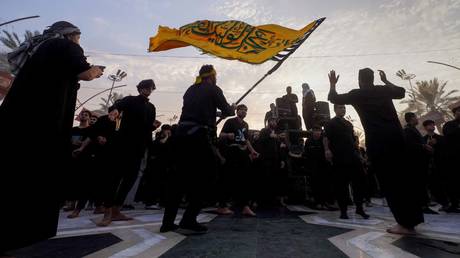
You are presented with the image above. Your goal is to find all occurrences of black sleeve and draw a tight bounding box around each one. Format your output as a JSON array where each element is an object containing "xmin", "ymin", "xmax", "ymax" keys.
[
  {"xmin": 113, "ymin": 96, "xmax": 131, "ymax": 111},
  {"xmin": 404, "ymin": 128, "xmax": 424, "ymax": 152},
  {"xmin": 221, "ymin": 120, "xmax": 233, "ymax": 134},
  {"xmin": 243, "ymin": 122, "xmax": 249, "ymax": 140},
  {"xmin": 214, "ymin": 87, "xmax": 235, "ymax": 117},
  {"xmin": 328, "ymin": 89, "xmax": 359, "ymax": 105},
  {"xmin": 373, "ymin": 85, "xmax": 405, "ymax": 99},
  {"xmin": 64, "ymin": 41, "xmax": 91, "ymax": 77}
]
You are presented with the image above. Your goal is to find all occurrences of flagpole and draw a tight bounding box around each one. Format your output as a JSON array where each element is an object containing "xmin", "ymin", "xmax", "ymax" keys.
[{"xmin": 216, "ymin": 17, "xmax": 326, "ymax": 125}]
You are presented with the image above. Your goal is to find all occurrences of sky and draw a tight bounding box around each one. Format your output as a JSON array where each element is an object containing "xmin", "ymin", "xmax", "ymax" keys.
[{"xmin": 1, "ymin": 0, "xmax": 460, "ymax": 130}]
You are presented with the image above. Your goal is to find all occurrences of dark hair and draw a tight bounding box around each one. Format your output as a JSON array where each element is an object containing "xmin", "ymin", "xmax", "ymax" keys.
[
  {"xmin": 453, "ymin": 106, "xmax": 460, "ymax": 113},
  {"xmin": 404, "ymin": 112, "xmax": 417, "ymax": 123},
  {"xmin": 80, "ymin": 110, "xmax": 92, "ymax": 117},
  {"xmin": 45, "ymin": 21, "xmax": 81, "ymax": 35},
  {"xmin": 334, "ymin": 104, "xmax": 345, "ymax": 110},
  {"xmin": 312, "ymin": 125, "xmax": 322, "ymax": 131},
  {"xmin": 237, "ymin": 104, "xmax": 248, "ymax": 111},
  {"xmin": 359, "ymin": 68, "xmax": 374, "ymax": 86},
  {"xmin": 199, "ymin": 64, "xmax": 214, "ymax": 75},
  {"xmin": 422, "ymin": 120, "xmax": 435, "ymax": 127},
  {"xmin": 161, "ymin": 124, "xmax": 172, "ymax": 131},
  {"xmin": 137, "ymin": 79, "xmax": 155, "ymax": 90}
]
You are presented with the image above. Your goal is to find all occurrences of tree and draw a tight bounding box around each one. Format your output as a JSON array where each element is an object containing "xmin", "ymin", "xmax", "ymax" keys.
[
  {"xmin": 0, "ymin": 30, "xmax": 41, "ymax": 50},
  {"xmin": 99, "ymin": 92, "xmax": 125, "ymax": 113},
  {"xmin": 400, "ymin": 78, "xmax": 460, "ymax": 125}
]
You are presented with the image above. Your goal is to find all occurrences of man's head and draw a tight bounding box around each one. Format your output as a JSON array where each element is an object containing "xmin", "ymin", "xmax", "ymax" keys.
[
  {"xmin": 45, "ymin": 21, "xmax": 81, "ymax": 45},
  {"xmin": 198, "ymin": 64, "xmax": 216, "ymax": 85},
  {"xmin": 358, "ymin": 68, "xmax": 374, "ymax": 89},
  {"xmin": 453, "ymin": 106, "xmax": 460, "ymax": 120},
  {"xmin": 161, "ymin": 124, "xmax": 172, "ymax": 137},
  {"xmin": 79, "ymin": 110, "xmax": 91, "ymax": 122},
  {"xmin": 422, "ymin": 120, "xmax": 435, "ymax": 134},
  {"xmin": 236, "ymin": 104, "xmax": 248, "ymax": 119},
  {"xmin": 267, "ymin": 117, "xmax": 277, "ymax": 129},
  {"xmin": 312, "ymin": 125, "xmax": 322, "ymax": 139},
  {"xmin": 90, "ymin": 115, "xmax": 98, "ymax": 125},
  {"xmin": 334, "ymin": 104, "xmax": 346, "ymax": 118},
  {"xmin": 270, "ymin": 103, "xmax": 276, "ymax": 110},
  {"xmin": 286, "ymin": 86, "xmax": 292, "ymax": 94},
  {"xmin": 404, "ymin": 112, "xmax": 418, "ymax": 126},
  {"xmin": 137, "ymin": 79, "xmax": 155, "ymax": 97}
]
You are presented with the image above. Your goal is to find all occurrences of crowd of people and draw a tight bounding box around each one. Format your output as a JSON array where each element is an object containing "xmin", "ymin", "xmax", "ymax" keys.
[{"xmin": 0, "ymin": 21, "xmax": 459, "ymax": 253}]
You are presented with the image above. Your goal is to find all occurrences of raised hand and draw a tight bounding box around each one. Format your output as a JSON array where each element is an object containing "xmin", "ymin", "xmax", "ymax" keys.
[
  {"xmin": 378, "ymin": 70, "xmax": 388, "ymax": 84},
  {"xmin": 328, "ymin": 70, "xmax": 340, "ymax": 87}
]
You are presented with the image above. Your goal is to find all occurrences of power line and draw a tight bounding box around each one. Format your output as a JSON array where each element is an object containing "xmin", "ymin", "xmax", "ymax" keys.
[{"xmin": 86, "ymin": 47, "xmax": 460, "ymax": 60}]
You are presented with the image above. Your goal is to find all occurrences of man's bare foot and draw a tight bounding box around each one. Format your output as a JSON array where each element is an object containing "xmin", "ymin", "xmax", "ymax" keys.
[
  {"xmin": 111, "ymin": 207, "xmax": 133, "ymax": 221},
  {"xmin": 67, "ymin": 209, "xmax": 81, "ymax": 219},
  {"xmin": 93, "ymin": 206, "xmax": 106, "ymax": 214},
  {"xmin": 386, "ymin": 224, "xmax": 416, "ymax": 235},
  {"xmin": 97, "ymin": 209, "xmax": 112, "ymax": 227},
  {"xmin": 242, "ymin": 206, "xmax": 256, "ymax": 217},
  {"xmin": 216, "ymin": 207, "xmax": 234, "ymax": 215},
  {"xmin": 97, "ymin": 217, "xmax": 112, "ymax": 227}
]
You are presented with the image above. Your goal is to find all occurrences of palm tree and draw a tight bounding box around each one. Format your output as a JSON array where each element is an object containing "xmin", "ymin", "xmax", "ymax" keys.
[
  {"xmin": 400, "ymin": 78, "xmax": 460, "ymax": 126},
  {"xmin": 0, "ymin": 30, "xmax": 41, "ymax": 50},
  {"xmin": 99, "ymin": 92, "xmax": 125, "ymax": 112}
]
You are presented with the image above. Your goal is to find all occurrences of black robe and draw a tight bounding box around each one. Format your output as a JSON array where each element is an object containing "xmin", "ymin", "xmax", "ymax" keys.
[
  {"xmin": 0, "ymin": 38, "xmax": 91, "ymax": 252},
  {"xmin": 328, "ymin": 84, "xmax": 424, "ymax": 228}
]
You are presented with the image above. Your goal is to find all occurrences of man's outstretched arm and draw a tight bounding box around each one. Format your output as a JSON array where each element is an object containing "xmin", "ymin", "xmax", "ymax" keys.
[{"xmin": 327, "ymin": 70, "xmax": 355, "ymax": 105}]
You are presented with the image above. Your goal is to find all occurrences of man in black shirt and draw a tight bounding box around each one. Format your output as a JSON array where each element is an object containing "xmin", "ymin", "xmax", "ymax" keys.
[
  {"xmin": 282, "ymin": 86, "xmax": 299, "ymax": 117},
  {"xmin": 442, "ymin": 105, "xmax": 460, "ymax": 213},
  {"xmin": 161, "ymin": 65, "xmax": 235, "ymax": 234},
  {"xmin": 66, "ymin": 110, "xmax": 94, "ymax": 218},
  {"xmin": 0, "ymin": 21, "xmax": 103, "ymax": 252},
  {"xmin": 220, "ymin": 104, "xmax": 259, "ymax": 216},
  {"xmin": 328, "ymin": 68, "xmax": 423, "ymax": 235},
  {"xmin": 403, "ymin": 113, "xmax": 437, "ymax": 214},
  {"xmin": 98, "ymin": 79, "xmax": 160, "ymax": 226},
  {"xmin": 422, "ymin": 119, "xmax": 449, "ymax": 211},
  {"xmin": 324, "ymin": 104, "xmax": 369, "ymax": 219},
  {"xmin": 264, "ymin": 103, "xmax": 278, "ymax": 127},
  {"xmin": 304, "ymin": 126, "xmax": 334, "ymax": 210}
]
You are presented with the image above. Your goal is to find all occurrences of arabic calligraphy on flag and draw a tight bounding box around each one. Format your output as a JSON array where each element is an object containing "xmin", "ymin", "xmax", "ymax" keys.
[{"xmin": 148, "ymin": 18, "xmax": 325, "ymax": 64}]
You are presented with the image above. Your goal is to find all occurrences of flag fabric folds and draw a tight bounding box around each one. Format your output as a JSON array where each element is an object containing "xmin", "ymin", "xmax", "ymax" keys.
[{"xmin": 148, "ymin": 18, "xmax": 325, "ymax": 64}]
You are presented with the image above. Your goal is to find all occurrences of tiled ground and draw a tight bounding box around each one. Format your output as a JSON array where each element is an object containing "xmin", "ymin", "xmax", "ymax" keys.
[{"xmin": 7, "ymin": 200, "xmax": 460, "ymax": 258}]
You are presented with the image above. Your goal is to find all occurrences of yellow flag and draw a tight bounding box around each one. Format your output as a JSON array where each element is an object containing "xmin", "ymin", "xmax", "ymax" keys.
[{"xmin": 148, "ymin": 18, "xmax": 325, "ymax": 64}]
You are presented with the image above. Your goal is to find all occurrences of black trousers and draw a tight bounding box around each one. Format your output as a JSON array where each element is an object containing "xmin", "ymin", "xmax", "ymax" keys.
[
  {"xmin": 222, "ymin": 146, "xmax": 253, "ymax": 208},
  {"xmin": 102, "ymin": 144, "xmax": 143, "ymax": 208},
  {"xmin": 75, "ymin": 154, "xmax": 105, "ymax": 210},
  {"xmin": 371, "ymin": 151, "xmax": 424, "ymax": 228},
  {"xmin": 333, "ymin": 161, "xmax": 366, "ymax": 212},
  {"xmin": 162, "ymin": 128, "xmax": 217, "ymax": 227}
]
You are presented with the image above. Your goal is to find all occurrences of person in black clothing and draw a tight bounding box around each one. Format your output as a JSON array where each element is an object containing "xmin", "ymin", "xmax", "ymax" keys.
[
  {"xmin": 403, "ymin": 113, "xmax": 437, "ymax": 214},
  {"xmin": 441, "ymin": 105, "xmax": 460, "ymax": 213},
  {"xmin": 220, "ymin": 104, "xmax": 260, "ymax": 216},
  {"xmin": 283, "ymin": 86, "xmax": 299, "ymax": 117},
  {"xmin": 302, "ymin": 83, "xmax": 316, "ymax": 130},
  {"xmin": 303, "ymin": 126, "xmax": 335, "ymax": 210},
  {"xmin": 256, "ymin": 117, "xmax": 282, "ymax": 206},
  {"xmin": 328, "ymin": 68, "xmax": 423, "ymax": 235},
  {"xmin": 98, "ymin": 79, "xmax": 160, "ymax": 226},
  {"xmin": 422, "ymin": 120, "xmax": 449, "ymax": 211},
  {"xmin": 161, "ymin": 65, "xmax": 235, "ymax": 234},
  {"xmin": 66, "ymin": 110, "xmax": 94, "ymax": 218},
  {"xmin": 137, "ymin": 124, "xmax": 173, "ymax": 210},
  {"xmin": 324, "ymin": 104, "xmax": 369, "ymax": 219},
  {"xmin": 0, "ymin": 21, "xmax": 103, "ymax": 253},
  {"xmin": 69, "ymin": 108, "xmax": 118, "ymax": 218},
  {"xmin": 264, "ymin": 103, "xmax": 278, "ymax": 127}
]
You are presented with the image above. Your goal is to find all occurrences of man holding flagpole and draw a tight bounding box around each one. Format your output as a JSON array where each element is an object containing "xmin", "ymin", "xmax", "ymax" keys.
[{"xmin": 161, "ymin": 65, "xmax": 235, "ymax": 234}]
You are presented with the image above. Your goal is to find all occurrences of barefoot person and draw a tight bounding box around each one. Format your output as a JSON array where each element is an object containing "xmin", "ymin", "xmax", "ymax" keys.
[
  {"xmin": 98, "ymin": 79, "xmax": 160, "ymax": 226},
  {"xmin": 327, "ymin": 68, "xmax": 424, "ymax": 235}
]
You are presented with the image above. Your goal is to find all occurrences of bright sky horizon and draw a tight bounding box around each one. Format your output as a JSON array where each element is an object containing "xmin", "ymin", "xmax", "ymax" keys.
[{"xmin": 2, "ymin": 0, "xmax": 460, "ymax": 131}]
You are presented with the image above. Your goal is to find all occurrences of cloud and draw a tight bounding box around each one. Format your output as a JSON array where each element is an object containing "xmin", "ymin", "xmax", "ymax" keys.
[{"xmin": 77, "ymin": 0, "xmax": 460, "ymax": 130}]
